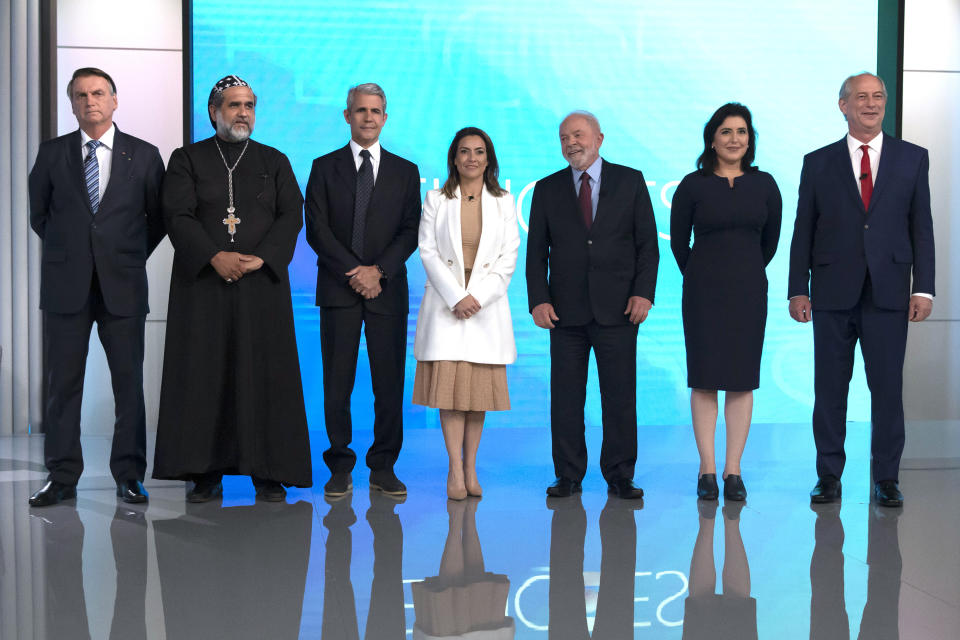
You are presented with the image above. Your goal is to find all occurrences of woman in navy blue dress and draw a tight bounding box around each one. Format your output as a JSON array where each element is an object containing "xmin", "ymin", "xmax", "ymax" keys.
[{"xmin": 670, "ymin": 103, "xmax": 781, "ymax": 502}]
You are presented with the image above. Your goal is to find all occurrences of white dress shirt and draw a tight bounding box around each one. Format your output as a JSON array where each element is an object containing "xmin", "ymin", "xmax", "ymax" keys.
[
  {"xmin": 846, "ymin": 131, "xmax": 881, "ymax": 196},
  {"xmin": 349, "ymin": 139, "xmax": 381, "ymax": 182},
  {"xmin": 80, "ymin": 124, "xmax": 115, "ymax": 202}
]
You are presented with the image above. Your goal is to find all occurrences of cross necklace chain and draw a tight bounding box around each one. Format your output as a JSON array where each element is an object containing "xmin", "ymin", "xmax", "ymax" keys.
[{"xmin": 215, "ymin": 138, "xmax": 249, "ymax": 242}]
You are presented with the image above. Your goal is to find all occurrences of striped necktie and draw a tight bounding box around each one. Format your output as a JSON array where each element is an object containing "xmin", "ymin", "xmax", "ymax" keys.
[{"xmin": 84, "ymin": 139, "xmax": 102, "ymax": 213}]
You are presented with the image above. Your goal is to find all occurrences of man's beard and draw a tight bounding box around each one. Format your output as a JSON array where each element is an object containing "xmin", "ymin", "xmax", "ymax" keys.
[{"xmin": 215, "ymin": 112, "xmax": 252, "ymax": 142}]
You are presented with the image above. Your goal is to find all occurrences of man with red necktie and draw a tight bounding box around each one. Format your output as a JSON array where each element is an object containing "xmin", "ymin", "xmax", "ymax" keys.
[{"xmin": 788, "ymin": 73, "xmax": 935, "ymax": 507}]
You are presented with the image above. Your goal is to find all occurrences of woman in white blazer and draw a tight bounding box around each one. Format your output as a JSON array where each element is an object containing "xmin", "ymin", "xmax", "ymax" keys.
[{"xmin": 413, "ymin": 127, "xmax": 520, "ymax": 500}]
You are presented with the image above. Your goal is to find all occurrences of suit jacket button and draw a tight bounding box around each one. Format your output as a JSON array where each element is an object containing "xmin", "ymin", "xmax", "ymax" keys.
[
  {"xmin": 447, "ymin": 259, "xmax": 453, "ymax": 265},
  {"xmin": 864, "ymin": 224, "xmax": 869, "ymax": 229},
  {"xmin": 587, "ymin": 240, "xmax": 593, "ymax": 245}
]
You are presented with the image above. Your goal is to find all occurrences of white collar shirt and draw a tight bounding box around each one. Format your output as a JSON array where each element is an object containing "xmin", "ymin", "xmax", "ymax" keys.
[
  {"xmin": 846, "ymin": 131, "xmax": 882, "ymax": 195},
  {"xmin": 349, "ymin": 139, "xmax": 382, "ymax": 183}
]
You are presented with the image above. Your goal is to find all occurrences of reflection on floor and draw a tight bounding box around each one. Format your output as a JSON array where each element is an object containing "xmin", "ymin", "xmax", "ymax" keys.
[{"xmin": 1, "ymin": 423, "xmax": 958, "ymax": 639}]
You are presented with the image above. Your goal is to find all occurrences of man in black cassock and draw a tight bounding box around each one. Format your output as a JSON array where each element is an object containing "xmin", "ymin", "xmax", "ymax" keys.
[{"xmin": 152, "ymin": 75, "xmax": 312, "ymax": 502}]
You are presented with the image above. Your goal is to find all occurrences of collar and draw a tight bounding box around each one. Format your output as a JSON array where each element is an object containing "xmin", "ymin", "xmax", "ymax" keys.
[
  {"xmin": 572, "ymin": 155, "xmax": 602, "ymax": 184},
  {"xmin": 81, "ymin": 123, "xmax": 116, "ymax": 149},
  {"xmin": 846, "ymin": 131, "xmax": 883, "ymax": 155},
  {"xmin": 349, "ymin": 139, "xmax": 381, "ymax": 163}
]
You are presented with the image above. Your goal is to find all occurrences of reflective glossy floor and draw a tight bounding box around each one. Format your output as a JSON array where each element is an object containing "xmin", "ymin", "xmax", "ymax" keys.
[{"xmin": 1, "ymin": 422, "xmax": 958, "ymax": 639}]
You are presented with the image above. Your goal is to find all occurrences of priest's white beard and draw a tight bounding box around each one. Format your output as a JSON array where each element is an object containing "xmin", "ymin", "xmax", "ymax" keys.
[{"xmin": 215, "ymin": 111, "xmax": 252, "ymax": 142}]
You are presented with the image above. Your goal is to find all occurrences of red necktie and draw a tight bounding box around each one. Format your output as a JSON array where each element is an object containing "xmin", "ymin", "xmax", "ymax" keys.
[
  {"xmin": 859, "ymin": 144, "xmax": 873, "ymax": 210},
  {"xmin": 579, "ymin": 172, "xmax": 592, "ymax": 229}
]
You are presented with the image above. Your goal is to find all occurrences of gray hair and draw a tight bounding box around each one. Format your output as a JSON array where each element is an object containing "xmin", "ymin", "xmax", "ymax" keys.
[
  {"xmin": 839, "ymin": 73, "xmax": 887, "ymax": 100},
  {"xmin": 347, "ymin": 83, "xmax": 387, "ymax": 112},
  {"xmin": 561, "ymin": 110, "xmax": 602, "ymax": 134}
]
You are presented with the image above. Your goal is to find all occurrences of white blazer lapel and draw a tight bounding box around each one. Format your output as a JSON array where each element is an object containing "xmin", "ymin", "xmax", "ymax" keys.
[
  {"xmin": 473, "ymin": 186, "xmax": 499, "ymax": 272},
  {"xmin": 447, "ymin": 186, "xmax": 466, "ymax": 284}
]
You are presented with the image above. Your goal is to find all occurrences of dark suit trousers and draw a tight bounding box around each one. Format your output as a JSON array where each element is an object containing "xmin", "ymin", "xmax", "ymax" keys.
[
  {"xmin": 320, "ymin": 303, "xmax": 406, "ymax": 473},
  {"xmin": 812, "ymin": 279, "xmax": 908, "ymax": 482},
  {"xmin": 550, "ymin": 322, "xmax": 639, "ymax": 482},
  {"xmin": 43, "ymin": 271, "xmax": 147, "ymax": 485}
]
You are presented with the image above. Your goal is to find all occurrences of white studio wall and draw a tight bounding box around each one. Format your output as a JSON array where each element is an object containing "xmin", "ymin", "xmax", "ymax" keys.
[
  {"xmin": 54, "ymin": 0, "xmax": 183, "ymax": 435},
  {"xmin": 901, "ymin": 0, "xmax": 960, "ymax": 466}
]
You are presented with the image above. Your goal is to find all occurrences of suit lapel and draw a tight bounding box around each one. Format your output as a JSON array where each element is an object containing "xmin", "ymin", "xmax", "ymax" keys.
[
  {"xmin": 560, "ymin": 167, "xmax": 586, "ymax": 231},
  {"xmin": 99, "ymin": 128, "xmax": 129, "ymax": 212},
  {"xmin": 447, "ymin": 186, "xmax": 465, "ymax": 275},
  {"xmin": 474, "ymin": 186, "xmax": 498, "ymax": 270},
  {"xmin": 334, "ymin": 144, "xmax": 356, "ymax": 194},
  {"xmin": 367, "ymin": 147, "xmax": 398, "ymax": 216},
  {"xmin": 869, "ymin": 133, "xmax": 895, "ymax": 212},
  {"xmin": 831, "ymin": 138, "xmax": 865, "ymax": 214},
  {"xmin": 66, "ymin": 131, "xmax": 94, "ymax": 215},
  {"xmin": 593, "ymin": 159, "xmax": 612, "ymax": 229}
]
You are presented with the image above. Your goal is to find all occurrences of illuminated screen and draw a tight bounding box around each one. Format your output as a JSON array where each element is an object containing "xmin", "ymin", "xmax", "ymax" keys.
[{"xmin": 190, "ymin": 0, "xmax": 877, "ymax": 428}]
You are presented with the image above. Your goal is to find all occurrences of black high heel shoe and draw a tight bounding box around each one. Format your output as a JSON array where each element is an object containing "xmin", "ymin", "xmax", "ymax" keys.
[
  {"xmin": 723, "ymin": 474, "xmax": 747, "ymax": 501},
  {"xmin": 697, "ymin": 473, "xmax": 719, "ymax": 500}
]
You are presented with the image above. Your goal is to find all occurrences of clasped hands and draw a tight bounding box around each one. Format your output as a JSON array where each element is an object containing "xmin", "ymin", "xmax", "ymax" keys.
[
  {"xmin": 789, "ymin": 294, "xmax": 932, "ymax": 323},
  {"xmin": 531, "ymin": 296, "xmax": 652, "ymax": 329},
  {"xmin": 211, "ymin": 251, "xmax": 263, "ymax": 283},
  {"xmin": 453, "ymin": 294, "xmax": 481, "ymax": 320},
  {"xmin": 346, "ymin": 265, "xmax": 382, "ymax": 299}
]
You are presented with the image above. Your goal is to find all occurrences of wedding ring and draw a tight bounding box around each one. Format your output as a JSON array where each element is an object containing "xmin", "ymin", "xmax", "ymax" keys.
[{"xmin": 226, "ymin": 278, "xmax": 233, "ymax": 283}]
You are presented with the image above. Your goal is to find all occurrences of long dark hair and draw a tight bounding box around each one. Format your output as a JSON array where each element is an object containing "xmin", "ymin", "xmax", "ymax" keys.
[
  {"xmin": 696, "ymin": 103, "xmax": 757, "ymax": 174},
  {"xmin": 441, "ymin": 127, "xmax": 507, "ymax": 198}
]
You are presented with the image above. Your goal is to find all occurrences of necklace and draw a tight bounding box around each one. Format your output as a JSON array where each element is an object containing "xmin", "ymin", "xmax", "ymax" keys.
[{"xmin": 215, "ymin": 138, "xmax": 249, "ymax": 242}]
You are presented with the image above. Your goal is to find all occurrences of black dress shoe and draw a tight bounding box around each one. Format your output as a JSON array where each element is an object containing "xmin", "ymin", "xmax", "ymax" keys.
[
  {"xmin": 186, "ymin": 479, "xmax": 223, "ymax": 503},
  {"xmin": 324, "ymin": 472, "xmax": 353, "ymax": 498},
  {"xmin": 723, "ymin": 474, "xmax": 747, "ymax": 501},
  {"xmin": 874, "ymin": 479, "xmax": 903, "ymax": 507},
  {"xmin": 546, "ymin": 477, "xmax": 582, "ymax": 497},
  {"xmin": 116, "ymin": 479, "xmax": 149, "ymax": 504},
  {"xmin": 28, "ymin": 480, "xmax": 77, "ymax": 507},
  {"xmin": 810, "ymin": 475, "xmax": 842, "ymax": 503},
  {"xmin": 369, "ymin": 469, "xmax": 407, "ymax": 496},
  {"xmin": 253, "ymin": 477, "xmax": 287, "ymax": 502},
  {"xmin": 697, "ymin": 473, "xmax": 719, "ymax": 500},
  {"xmin": 607, "ymin": 478, "xmax": 644, "ymax": 499}
]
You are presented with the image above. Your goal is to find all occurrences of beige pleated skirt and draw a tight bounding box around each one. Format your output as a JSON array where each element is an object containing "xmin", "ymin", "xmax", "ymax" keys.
[{"xmin": 412, "ymin": 360, "xmax": 510, "ymax": 411}]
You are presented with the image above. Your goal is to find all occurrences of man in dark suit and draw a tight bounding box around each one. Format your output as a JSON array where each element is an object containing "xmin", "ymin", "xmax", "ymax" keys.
[
  {"xmin": 28, "ymin": 67, "xmax": 165, "ymax": 506},
  {"xmin": 305, "ymin": 83, "xmax": 421, "ymax": 498},
  {"xmin": 526, "ymin": 111, "xmax": 659, "ymax": 499},
  {"xmin": 789, "ymin": 72, "xmax": 935, "ymax": 507}
]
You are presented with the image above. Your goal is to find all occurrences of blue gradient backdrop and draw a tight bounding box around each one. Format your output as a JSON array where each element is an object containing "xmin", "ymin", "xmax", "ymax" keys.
[{"xmin": 191, "ymin": 0, "xmax": 877, "ymax": 428}]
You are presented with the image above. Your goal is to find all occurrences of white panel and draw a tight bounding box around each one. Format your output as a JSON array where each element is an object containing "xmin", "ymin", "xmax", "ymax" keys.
[
  {"xmin": 901, "ymin": 71, "xmax": 960, "ymax": 321},
  {"xmin": 904, "ymin": 0, "xmax": 960, "ymax": 71},
  {"xmin": 76, "ymin": 319, "xmax": 166, "ymax": 436},
  {"xmin": 147, "ymin": 238, "xmax": 173, "ymax": 320},
  {"xmin": 78, "ymin": 334, "xmax": 113, "ymax": 435},
  {"xmin": 56, "ymin": 48, "xmax": 183, "ymax": 162},
  {"xmin": 144, "ymin": 319, "xmax": 166, "ymax": 432},
  {"xmin": 57, "ymin": 0, "xmax": 182, "ymax": 50},
  {"xmin": 904, "ymin": 319, "xmax": 960, "ymax": 421}
]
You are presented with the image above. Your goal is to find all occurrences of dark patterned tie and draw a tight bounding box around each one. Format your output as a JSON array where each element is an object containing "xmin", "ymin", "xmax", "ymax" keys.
[
  {"xmin": 859, "ymin": 144, "xmax": 873, "ymax": 210},
  {"xmin": 84, "ymin": 139, "xmax": 102, "ymax": 213},
  {"xmin": 352, "ymin": 149, "xmax": 373, "ymax": 256},
  {"xmin": 579, "ymin": 171, "xmax": 592, "ymax": 229}
]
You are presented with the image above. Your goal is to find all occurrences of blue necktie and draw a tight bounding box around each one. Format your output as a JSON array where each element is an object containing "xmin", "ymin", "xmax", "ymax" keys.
[{"xmin": 84, "ymin": 139, "xmax": 102, "ymax": 213}]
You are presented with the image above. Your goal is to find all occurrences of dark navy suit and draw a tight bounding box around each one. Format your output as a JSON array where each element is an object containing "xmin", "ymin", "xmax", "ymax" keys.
[
  {"xmin": 788, "ymin": 134, "xmax": 934, "ymax": 482},
  {"xmin": 29, "ymin": 126, "xmax": 165, "ymax": 485}
]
